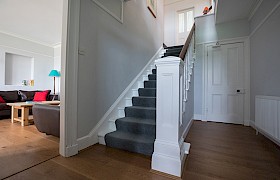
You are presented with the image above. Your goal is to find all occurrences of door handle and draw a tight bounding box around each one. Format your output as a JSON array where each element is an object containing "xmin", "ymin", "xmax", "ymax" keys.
[{"xmin": 236, "ymin": 89, "xmax": 245, "ymax": 94}]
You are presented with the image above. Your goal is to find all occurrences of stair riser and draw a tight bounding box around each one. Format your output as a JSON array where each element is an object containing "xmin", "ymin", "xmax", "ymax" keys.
[
  {"xmin": 116, "ymin": 120, "xmax": 155, "ymax": 135},
  {"xmin": 166, "ymin": 49, "xmax": 182, "ymax": 54},
  {"xmin": 132, "ymin": 97, "xmax": 156, "ymax": 107},
  {"xmin": 105, "ymin": 135, "xmax": 154, "ymax": 156},
  {"xmin": 125, "ymin": 107, "xmax": 156, "ymax": 119},
  {"xmin": 164, "ymin": 53, "xmax": 180, "ymax": 56},
  {"xmin": 138, "ymin": 88, "xmax": 156, "ymax": 97},
  {"xmin": 144, "ymin": 81, "xmax": 156, "ymax": 88},
  {"xmin": 148, "ymin": 74, "xmax": 156, "ymax": 80}
]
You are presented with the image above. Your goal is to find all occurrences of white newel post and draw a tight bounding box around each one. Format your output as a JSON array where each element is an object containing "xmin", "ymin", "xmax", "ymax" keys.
[{"xmin": 152, "ymin": 57, "xmax": 187, "ymax": 177}]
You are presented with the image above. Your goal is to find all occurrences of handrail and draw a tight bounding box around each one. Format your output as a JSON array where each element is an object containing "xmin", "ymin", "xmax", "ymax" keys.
[{"xmin": 179, "ymin": 23, "xmax": 195, "ymax": 60}]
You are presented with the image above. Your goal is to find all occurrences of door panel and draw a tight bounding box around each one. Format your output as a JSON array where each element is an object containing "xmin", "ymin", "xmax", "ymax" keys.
[{"xmin": 206, "ymin": 43, "xmax": 244, "ymax": 124}]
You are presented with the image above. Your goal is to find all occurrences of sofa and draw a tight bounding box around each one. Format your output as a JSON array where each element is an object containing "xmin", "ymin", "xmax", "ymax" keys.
[
  {"xmin": 0, "ymin": 90, "xmax": 53, "ymax": 120},
  {"xmin": 32, "ymin": 104, "xmax": 60, "ymax": 137}
]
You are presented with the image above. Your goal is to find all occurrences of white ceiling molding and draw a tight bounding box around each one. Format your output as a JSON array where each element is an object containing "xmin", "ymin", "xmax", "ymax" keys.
[
  {"xmin": 164, "ymin": 0, "xmax": 185, "ymax": 6},
  {"xmin": 0, "ymin": 31, "xmax": 55, "ymax": 48},
  {"xmin": 248, "ymin": 0, "xmax": 263, "ymax": 21},
  {"xmin": 90, "ymin": 0, "xmax": 124, "ymax": 23}
]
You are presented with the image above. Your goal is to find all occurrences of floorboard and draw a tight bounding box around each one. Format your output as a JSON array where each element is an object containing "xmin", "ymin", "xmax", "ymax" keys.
[{"xmin": 2, "ymin": 120, "xmax": 280, "ymax": 180}]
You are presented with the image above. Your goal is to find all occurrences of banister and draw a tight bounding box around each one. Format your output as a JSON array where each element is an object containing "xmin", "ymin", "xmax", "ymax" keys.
[{"xmin": 179, "ymin": 23, "xmax": 195, "ymax": 60}]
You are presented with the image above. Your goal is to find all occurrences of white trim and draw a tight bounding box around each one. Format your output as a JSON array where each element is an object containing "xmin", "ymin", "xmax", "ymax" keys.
[
  {"xmin": 164, "ymin": 0, "xmax": 184, "ymax": 6},
  {"xmin": 0, "ymin": 30, "xmax": 59, "ymax": 48},
  {"xmin": 76, "ymin": 47, "xmax": 163, "ymax": 151},
  {"xmin": 194, "ymin": 114, "xmax": 206, "ymax": 121},
  {"xmin": 248, "ymin": 0, "xmax": 263, "ymax": 21},
  {"xmin": 182, "ymin": 118, "xmax": 193, "ymax": 139},
  {"xmin": 194, "ymin": 13, "xmax": 214, "ymax": 19},
  {"xmin": 250, "ymin": 1, "xmax": 280, "ymax": 37},
  {"xmin": 0, "ymin": 44, "xmax": 53, "ymax": 58},
  {"xmin": 196, "ymin": 36, "xmax": 249, "ymax": 46},
  {"xmin": 214, "ymin": 0, "xmax": 218, "ymax": 23},
  {"xmin": 90, "ymin": 0, "xmax": 124, "ymax": 23},
  {"xmin": 202, "ymin": 37, "xmax": 250, "ymax": 126},
  {"xmin": 59, "ymin": 0, "xmax": 80, "ymax": 157},
  {"xmin": 249, "ymin": 120, "xmax": 256, "ymax": 130},
  {"xmin": 53, "ymin": 43, "xmax": 62, "ymax": 49},
  {"xmin": 253, "ymin": 121, "xmax": 280, "ymax": 147},
  {"xmin": 243, "ymin": 37, "xmax": 250, "ymax": 126}
]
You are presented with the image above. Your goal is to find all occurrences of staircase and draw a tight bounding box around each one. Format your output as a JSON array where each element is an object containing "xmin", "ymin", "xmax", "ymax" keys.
[
  {"xmin": 162, "ymin": 45, "xmax": 184, "ymax": 58},
  {"xmin": 105, "ymin": 69, "xmax": 157, "ymax": 156}
]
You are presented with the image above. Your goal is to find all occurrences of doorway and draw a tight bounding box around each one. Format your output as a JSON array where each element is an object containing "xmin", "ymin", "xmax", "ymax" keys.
[
  {"xmin": 176, "ymin": 8, "xmax": 194, "ymax": 45},
  {"xmin": 205, "ymin": 42, "xmax": 245, "ymax": 124}
]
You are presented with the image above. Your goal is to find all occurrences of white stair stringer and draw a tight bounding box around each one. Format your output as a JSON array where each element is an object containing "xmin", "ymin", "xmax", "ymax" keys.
[{"xmin": 77, "ymin": 47, "xmax": 161, "ymax": 149}]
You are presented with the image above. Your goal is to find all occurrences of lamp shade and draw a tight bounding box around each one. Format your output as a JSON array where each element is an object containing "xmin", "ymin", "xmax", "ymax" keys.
[{"xmin": 49, "ymin": 70, "xmax": 60, "ymax": 77}]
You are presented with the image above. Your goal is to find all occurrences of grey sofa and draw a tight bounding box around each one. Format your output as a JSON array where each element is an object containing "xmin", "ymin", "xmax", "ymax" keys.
[{"xmin": 32, "ymin": 104, "xmax": 60, "ymax": 137}]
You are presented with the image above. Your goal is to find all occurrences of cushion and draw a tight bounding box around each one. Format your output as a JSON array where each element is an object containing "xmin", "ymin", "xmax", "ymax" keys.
[
  {"xmin": 33, "ymin": 91, "xmax": 49, "ymax": 101},
  {"xmin": 19, "ymin": 90, "xmax": 51, "ymax": 101},
  {"xmin": 0, "ymin": 91, "xmax": 19, "ymax": 102},
  {"xmin": 0, "ymin": 96, "xmax": 5, "ymax": 103},
  {"xmin": 18, "ymin": 90, "xmax": 37, "ymax": 101}
]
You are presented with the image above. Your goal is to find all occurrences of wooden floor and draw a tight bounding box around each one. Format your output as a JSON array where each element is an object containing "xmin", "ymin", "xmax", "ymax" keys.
[
  {"xmin": 0, "ymin": 119, "xmax": 59, "ymax": 179},
  {"xmin": 1, "ymin": 120, "xmax": 280, "ymax": 180}
]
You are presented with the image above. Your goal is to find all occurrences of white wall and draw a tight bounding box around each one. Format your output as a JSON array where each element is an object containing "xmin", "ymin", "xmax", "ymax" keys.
[
  {"xmin": 250, "ymin": 1, "xmax": 280, "ymax": 121},
  {"xmin": 164, "ymin": 0, "xmax": 210, "ymax": 46},
  {"xmin": 77, "ymin": 0, "xmax": 164, "ymax": 138},
  {"xmin": 194, "ymin": 14, "xmax": 250, "ymax": 116},
  {"xmin": 0, "ymin": 32, "xmax": 54, "ymax": 92}
]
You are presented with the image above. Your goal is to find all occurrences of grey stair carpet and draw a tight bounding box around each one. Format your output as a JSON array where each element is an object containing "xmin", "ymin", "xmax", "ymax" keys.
[
  {"xmin": 105, "ymin": 69, "xmax": 157, "ymax": 156},
  {"xmin": 161, "ymin": 45, "xmax": 184, "ymax": 58}
]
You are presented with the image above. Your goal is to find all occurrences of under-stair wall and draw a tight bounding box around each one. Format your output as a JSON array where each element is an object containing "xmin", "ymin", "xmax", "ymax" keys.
[
  {"xmin": 77, "ymin": 47, "xmax": 164, "ymax": 150},
  {"xmin": 76, "ymin": 0, "xmax": 164, "ymax": 150}
]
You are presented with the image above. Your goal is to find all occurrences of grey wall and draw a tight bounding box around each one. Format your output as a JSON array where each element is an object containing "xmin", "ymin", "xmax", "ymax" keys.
[
  {"xmin": 180, "ymin": 67, "xmax": 194, "ymax": 136},
  {"xmin": 77, "ymin": 0, "xmax": 164, "ymax": 138},
  {"xmin": 250, "ymin": 1, "xmax": 280, "ymax": 121},
  {"xmin": 194, "ymin": 14, "xmax": 250, "ymax": 115}
]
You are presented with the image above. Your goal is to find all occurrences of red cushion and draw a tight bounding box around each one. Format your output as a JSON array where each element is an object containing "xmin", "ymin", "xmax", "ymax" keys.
[
  {"xmin": 0, "ymin": 96, "xmax": 5, "ymax": 103},
  {"xmin": 33, "ymin": 91, "xmax": 49, "ymax": 102}
]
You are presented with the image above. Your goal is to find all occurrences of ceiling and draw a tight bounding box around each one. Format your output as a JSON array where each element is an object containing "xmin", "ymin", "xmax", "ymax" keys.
[
  {"xmin": 216, "ymin": 0, "xmax": 259, "ymax": 24},
  {"xmin": 0, "ymin": 0, "xmax": 63, "ymax": 47}
]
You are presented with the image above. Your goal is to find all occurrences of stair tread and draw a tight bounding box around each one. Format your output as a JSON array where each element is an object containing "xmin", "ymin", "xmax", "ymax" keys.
[
  {"xmin": 126, "ymin": 106, "xmax": 156, "ymax": 110},
  {"xmin": 106, "ymin": 131, "xmax": 155, "ymax": 143},
  {"xmin": 133, "ymin": 96, "xmax": 156, "ymax": 99},
  {"xmin": 139, "ymin": 88, "xmax": 156, "ymax": 90},
  {"xmin": 117, "ymin": 117, "xmax": 155, "ymax": 125}
]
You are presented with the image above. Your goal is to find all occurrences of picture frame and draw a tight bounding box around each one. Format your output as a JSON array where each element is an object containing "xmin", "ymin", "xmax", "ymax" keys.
[{"xmin": 147, "ymin": 0, "xmax": 157, "ymax": 18}]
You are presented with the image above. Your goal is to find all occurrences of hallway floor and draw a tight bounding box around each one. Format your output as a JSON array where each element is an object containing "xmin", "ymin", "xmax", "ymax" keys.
[{"xmin": 2, "ymin": 120, "xmax": 280, "ymax": 180}]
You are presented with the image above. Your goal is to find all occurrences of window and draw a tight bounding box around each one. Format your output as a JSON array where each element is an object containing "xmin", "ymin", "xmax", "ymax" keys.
[
  {"xmin": 178, "ymin": 9, "xmax": 194, "ymax": 33},
  {"xmin": 178, "ymin": 13, "xmax": 185, "ymax": 33},
  {"xmin": 186, "ymin": 10, "xmax": 194, "ymax": 31}
]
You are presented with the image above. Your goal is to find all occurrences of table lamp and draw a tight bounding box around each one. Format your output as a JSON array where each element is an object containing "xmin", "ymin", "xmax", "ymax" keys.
[{"xmin": 49, "ymin": 70, "xmax": 60, "ymax": 95}]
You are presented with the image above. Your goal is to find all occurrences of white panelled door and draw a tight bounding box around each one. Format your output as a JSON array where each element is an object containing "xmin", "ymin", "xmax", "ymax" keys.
[
  {"xmin": 177, "ymin": 9, "xmax": 193, "ymax": 45},
  {"xmin": 206, "ymin": 43, "xmax": 245, "ymax": 124}
]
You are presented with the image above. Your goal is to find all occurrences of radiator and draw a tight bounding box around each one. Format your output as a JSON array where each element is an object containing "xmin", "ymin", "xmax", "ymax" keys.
[{"xmin": 255, "ymin": 95, "xmax": 280, "ymax": 145}]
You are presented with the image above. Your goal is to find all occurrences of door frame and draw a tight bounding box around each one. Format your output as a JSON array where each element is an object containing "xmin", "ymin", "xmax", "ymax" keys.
[
  {"xmin": 201, "ymin": 37, "xmax": 250, "ymax": 126},
  {"xmin": 60, "ymin": 0, "xmax": 80, "ymax": 157}
]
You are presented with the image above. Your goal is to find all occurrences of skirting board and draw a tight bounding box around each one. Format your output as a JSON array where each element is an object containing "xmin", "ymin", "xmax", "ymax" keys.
[
  {"xmin": 249, "ymin": 120, "xmax": 280, "ymax": 147},
  {"xmin": 194, "ymin": 114, "xmax": 206, "ymax": 121},
  {"xmin": 182, "ymin": 117, "xmax": 194, "ymax": 141},
  {"xmin": 77, "ymin": 46, "xmax": 163, "ymax": 151}
]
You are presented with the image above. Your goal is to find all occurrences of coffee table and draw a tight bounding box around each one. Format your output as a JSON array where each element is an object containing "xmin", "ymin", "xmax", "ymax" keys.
[{"xmin": 7, "ymin": 101, "xmax": 60, "ymax": 126}]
